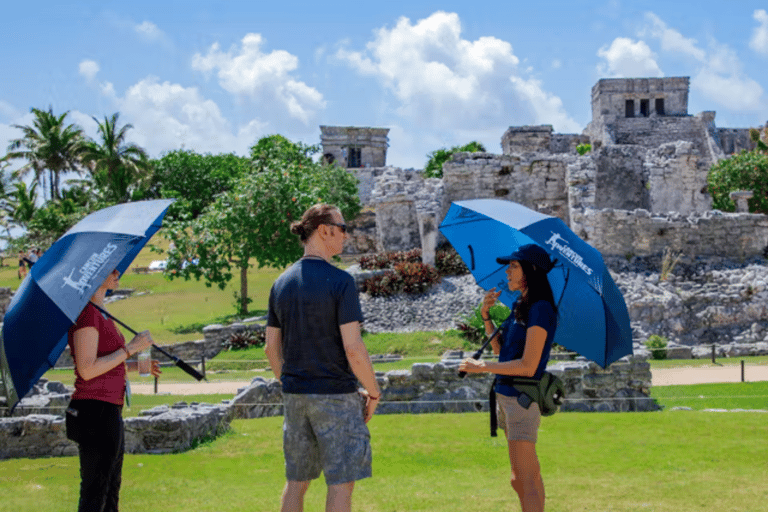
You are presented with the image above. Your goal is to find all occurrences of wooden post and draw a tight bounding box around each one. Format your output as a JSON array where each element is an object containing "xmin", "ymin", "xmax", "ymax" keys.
[
  {"xmin": 711, "ymin": 344, "xmax": 716, "ymax": 364},
  {"xmin": 201, "ymin": 355, "xmax": 206, "ymax": 378},
  {"xmin": 154, "ymin": 375, "xmax": 158, "ymax": 394},
  {"xmin": 741, "ymin": 360, "xmax": 745, "ymax": 382}
]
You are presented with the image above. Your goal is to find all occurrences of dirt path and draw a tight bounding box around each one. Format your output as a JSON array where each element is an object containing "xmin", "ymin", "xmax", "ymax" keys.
[{"xmin": 129, "ymin": 365, "xmax": 768, "ymax": 395}]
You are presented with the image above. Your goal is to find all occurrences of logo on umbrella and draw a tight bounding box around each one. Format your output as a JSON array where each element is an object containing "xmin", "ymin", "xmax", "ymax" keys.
[
  {"xmin": 544, "ymin": 232, "xmax": 593, "ymax": 276},
  {"xmin": 61, "ymin": 243, "xmax": 119, "ymax": 295}
]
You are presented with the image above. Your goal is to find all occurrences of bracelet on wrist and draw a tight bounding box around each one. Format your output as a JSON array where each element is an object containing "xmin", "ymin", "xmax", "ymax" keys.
[
  {"xmin": 368, "ymin": 394, "xmax": 380, "ymax": 400},
  {"xmin": 482, "ymin": 316, "xmax": 492, "ymax": 322}
]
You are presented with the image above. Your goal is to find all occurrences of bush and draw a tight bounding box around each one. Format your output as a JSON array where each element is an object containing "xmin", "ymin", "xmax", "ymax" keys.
[
  {"xmin": 707, "ymin": 150, "xmax": 768, "ymax": 213},
  {"xmin": 224, "ymin": 330, "xmax": 266, "ymax": 351},
  {"xmin": 361, "ymin": 261, "xmax": 441, "ymax": 297},
  {"xmin": 435, "ymin": 247, "xmax": 469, "ymax": 276},
  {"xmin": 456, "ymin": 303, "xmax": 511, "ymax": 346},
  {"xmin": 645, "ymin": 335, "xmax": 668, "ymax": 360},
  {"xmin": 359, "ymin": 249, "xmax": 421, "ymax": 270}
]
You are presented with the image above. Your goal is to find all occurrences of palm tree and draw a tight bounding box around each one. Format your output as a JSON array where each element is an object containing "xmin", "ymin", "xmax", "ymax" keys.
[
  {"xmin": 5, "ymin": 107, "xmax": 85, "ymax": 201},
  {"xmin": 81, "ymin": 112, "xmax": 151, "ymax": 203},
  {"xmin": 0, "ymin": 181, "xmax": 39, "ymax": 230}
]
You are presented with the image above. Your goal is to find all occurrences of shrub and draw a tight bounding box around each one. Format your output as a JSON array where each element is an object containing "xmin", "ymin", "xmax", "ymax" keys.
[
  {"xmin": 707, "ymin": 150, "xmax": 768, "ymax": 213},
  {"xmin": 456, "ymin": 303, "xmax": 511, "ymax": 346},
  {"xmin": 224, "ymin": 330, "xmax": 265, "ymax": 351},
  {"xmin": 361, "ymin": 261, "xmax": 441, "ymax": 297},
  {"xmin": 359, "ymin": 249, "xmax": 421, "ymax": 270},
  {"xmin": 645, "ymin": 335, "xmax": 668, "ymax": 360},
  {"xmin": 435, "ymin": 247, "xmax": 469, "ymax": 276},
  {"xmin": 576, "ymin": 143, "xmax": 592, "ymax": 156}
]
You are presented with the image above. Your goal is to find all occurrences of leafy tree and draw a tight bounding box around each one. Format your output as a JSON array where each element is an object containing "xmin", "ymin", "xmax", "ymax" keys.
[
  {"xmin": 80, "ymin": 113, "xmax": 151, "ymax": 203},
  {"xmin": 151, "ymin": 150, "xmax": 251, "ymax": 220},
  {"xmin": 163, "ymin": 136, "xmax": 361, "ymax": 315},
  {"xmin": 3, "ymin": 181, "xmax": 38, "ymax": 230},
  {"xmin": 250, "ymin": 134, "xmax": 318, "ymax": 172},
  {"xmin": 423, "ymin": 141, "xmax": 486, "ymax": 178},
  {"xmin": 707, "ymin": 150, "xmax": 768, "ymax": 213},
  {"xmin": 4, "ymin": 107, "xmax": 85, "ymax": 200}
]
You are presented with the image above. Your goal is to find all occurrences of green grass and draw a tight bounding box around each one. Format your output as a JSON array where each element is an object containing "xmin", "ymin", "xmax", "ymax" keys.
[
  {"xmin": 1, "ymin": 412, "xmax": 766, "ymax": 512},
  {"xmin": 650, "ymin": 381, "xmax": 768, "ymax": 410}
]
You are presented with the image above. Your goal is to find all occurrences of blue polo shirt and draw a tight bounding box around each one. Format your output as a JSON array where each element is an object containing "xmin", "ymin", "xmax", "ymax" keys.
[{"xmin": 495, "ymin": 300, "xmax": 557, "ymax": 397}]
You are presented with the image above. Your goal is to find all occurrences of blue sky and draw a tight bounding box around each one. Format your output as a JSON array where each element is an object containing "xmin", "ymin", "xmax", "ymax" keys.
[{"xmin": 1, "ymin": 0, "xmax": 767, "ymax": 171}]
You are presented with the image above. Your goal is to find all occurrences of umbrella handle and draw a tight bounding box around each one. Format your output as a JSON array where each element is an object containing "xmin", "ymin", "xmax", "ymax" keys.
[
  {"xmin": 458, "ymin": 324, "xmax": 502, "ymax": 379},
  {"xmin": 88, "ymin": 302, "xmax": 206, "ymax": 381}
]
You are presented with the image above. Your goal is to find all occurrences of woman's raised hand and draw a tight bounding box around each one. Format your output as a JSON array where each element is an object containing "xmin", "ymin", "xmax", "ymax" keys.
[{"xmin": 481, "ymin": 287, "xmax": 502, "ymax": 316}]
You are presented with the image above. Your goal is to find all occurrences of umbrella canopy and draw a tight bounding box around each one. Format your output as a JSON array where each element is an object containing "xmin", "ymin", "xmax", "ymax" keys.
[
  {"xmin": 439, "ymin": 198, "xmax": 632, "ymax": 368},
  {"xmin": 0, "ymin": 199, "xmax": 175, "ymax": 410}
]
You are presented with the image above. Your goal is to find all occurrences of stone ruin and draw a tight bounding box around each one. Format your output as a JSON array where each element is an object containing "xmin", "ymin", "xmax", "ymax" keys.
[{"xmin": 324, "ymin": 76, "xmax": 765, "ymax": 261}]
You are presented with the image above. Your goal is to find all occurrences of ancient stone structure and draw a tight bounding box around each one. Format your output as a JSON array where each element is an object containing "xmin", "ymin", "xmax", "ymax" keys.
[
  {"xmin": 320, "ymin": 126, "xmax": 389, "ymax": 168},
  {"xmin": 359, "ymin": 76, "xmax": 766, "ymax": 261}
]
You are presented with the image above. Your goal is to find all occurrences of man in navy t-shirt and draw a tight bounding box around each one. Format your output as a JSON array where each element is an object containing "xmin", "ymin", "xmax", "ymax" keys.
[{"xmin": 265, "ymin": 204, "xmax": 381, "ymax": 512}]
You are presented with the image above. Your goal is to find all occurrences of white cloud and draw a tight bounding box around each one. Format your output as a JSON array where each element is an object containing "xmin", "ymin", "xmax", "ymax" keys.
[
  {"xmin": 0, "ymin": 100, "xmax": 22, "ymax": 121},
  {"xmin": 192, "ymin": 33, "xmax": 325, "ymax": 125},
  {"xmin": 104, "ymin": 77, "xmax": 266, "ymax": 157},
  {"xmin": 510, "ymin": 77, "xmax": 581, "ymax": 133},
  {"xmin": 596, "ymin": 37, "xmax": 663, "ymax": 77},
  {"xmin": 78, "ymin": 60, "xmax": 100, "ymax": 82},
  {"xmin": 134, "ymin": 21, "xmax": 165, "ymax": 42},
  {"xmin": 641, "ymin": 12, "xmax": 706, "ymax": 62},
  {"xmin": 750, "ymin": 9, "xmax": 768, "ymax": 56},
  {"xmin": 336, "ymin": 11, "xmax": 578, "ymax": 132}
]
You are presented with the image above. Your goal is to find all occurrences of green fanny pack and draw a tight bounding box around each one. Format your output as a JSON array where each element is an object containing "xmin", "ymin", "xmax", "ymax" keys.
[{"xmin": 489, "ymin": 372, "xmax": 566, "ymax": 437}]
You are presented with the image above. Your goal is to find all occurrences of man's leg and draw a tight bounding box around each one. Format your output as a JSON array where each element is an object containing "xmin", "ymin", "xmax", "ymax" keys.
[
  {"xmin": 326, "ymin": 481, "xmax": 354, "ymax": 512},
  {"xmin": 281, "ymin": 480, "xmax": 310, "ymax": 512}
]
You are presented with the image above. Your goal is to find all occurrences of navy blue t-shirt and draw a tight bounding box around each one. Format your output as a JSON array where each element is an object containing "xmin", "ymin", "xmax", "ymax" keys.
[
  {"xmin": 267, "ymin": 258, "xmax": 364, "ymax": 394},
  {"xmin": 495, "ymin": 300, "xmax": 557, "ymax": 397}
]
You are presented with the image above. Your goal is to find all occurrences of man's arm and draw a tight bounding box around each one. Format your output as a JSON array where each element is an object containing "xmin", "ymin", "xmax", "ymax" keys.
[
  {"xmin": 340, "ymin": 321, "xmax": 381, "ymax": 422},
  {"xmin": 264, "ymin": 326, "xmax": 283, "ymax": 382}
]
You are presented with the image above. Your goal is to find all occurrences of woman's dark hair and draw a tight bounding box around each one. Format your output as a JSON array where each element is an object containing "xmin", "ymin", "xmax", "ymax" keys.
[
  {"xmin": 290, "ymin": 203, "xmax": 339, "ymax": 243},
  {"xmin": 513, "ymin": 260, "xmax": 557, "ymax": 325}
]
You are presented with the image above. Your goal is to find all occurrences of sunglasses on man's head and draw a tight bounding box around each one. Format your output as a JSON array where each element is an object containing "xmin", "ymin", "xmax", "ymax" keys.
[{"xmin": 326, "ymin": 222, "xmax": 347, "ymax": 233}]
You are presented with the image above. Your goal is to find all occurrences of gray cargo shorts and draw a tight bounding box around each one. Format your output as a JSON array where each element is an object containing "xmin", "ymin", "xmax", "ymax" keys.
[{"xmin": 283, "ymin": 392, "xmax": 372, "ymax": 485}]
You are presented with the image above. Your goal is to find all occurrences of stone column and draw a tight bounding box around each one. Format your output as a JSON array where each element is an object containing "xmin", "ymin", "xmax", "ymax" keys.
[
  {"xmin": 729, "ymin": 190, "xmax": 753, "ymax": 213},
  {"xmin": 416, "ymin": 211, "xmax": 437, "ymax": 266}
]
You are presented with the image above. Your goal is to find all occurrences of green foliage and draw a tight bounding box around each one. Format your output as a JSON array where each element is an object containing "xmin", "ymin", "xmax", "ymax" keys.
[
  {"xmin": 361, "ymin": 261, "xmax": 441, "ymax": 297},
  {"xmin": 80, "ymin": 113, "xmax": 151, "ymax": 203},
  {"xmin": 423, "ymin": 141, "xmax": 486, "ymax": 178},
  {"xmin": 435, "ymin": 247, "xmax": 469, "ymax": 276},
  {"xmin": 4, "ymin": 107, "xmax": 86, "ymax": 200},
  {"xmin": 359, "ymin": 249, "xmax": 421, "ymax": 270},
  {"xmin": 163, "ymin": 134, "xmax": 361, "ymax": 314},
  {"xmin": 223, "ymin": 329, "xmax": 265, "ymax": 351},
  {"xmin": 151, "ymin": 150, "xmax": 251, "ymax": 220},
  {"xmin": 749, "ymin": 124, "xmax": 768, "ymax": 153},
  {"xmin": 707, "ymin": 150, "xmax": 768, "ymax": 213},
  {"xmin": 576, "ymin": 143, "xmax": 592, "ymax": 155},
  {"xmin": 250, "ymin": 134, "xmax": 318, "ymax": 172},
  {"xmin": 456, "ymin": 302, "xmax": 511, "ymax": 345},
  {"xmin": 645, "ymin": 334, "xmax": 668, "ymax": 360}
]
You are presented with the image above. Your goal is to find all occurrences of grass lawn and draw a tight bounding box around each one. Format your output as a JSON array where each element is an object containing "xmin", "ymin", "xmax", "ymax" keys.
[{"xmin": 1, "ymin": 411, "xmax": 766, "ymax": 512}]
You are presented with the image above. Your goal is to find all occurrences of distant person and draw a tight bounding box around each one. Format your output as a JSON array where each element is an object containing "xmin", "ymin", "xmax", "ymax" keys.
[
  {"xmin": 265, "ymin": 203, "xmax": 381, "ymax": 512},
  {"xmin": 65, "ymin": 268, "xmax": 162, "ymax": 512},
  {"xmin": 460, "ymin": 244, "xmax": 558, "ymax": 512},
  {"xmin": 17, "ymin": 251, "xmax": 27, "ymax": 279}
]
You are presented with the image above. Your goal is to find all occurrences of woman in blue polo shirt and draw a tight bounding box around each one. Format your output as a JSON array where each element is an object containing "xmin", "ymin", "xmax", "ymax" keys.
[{"xmin": 460, "ymin": 243, "xmax": 557, "ymax": 512}]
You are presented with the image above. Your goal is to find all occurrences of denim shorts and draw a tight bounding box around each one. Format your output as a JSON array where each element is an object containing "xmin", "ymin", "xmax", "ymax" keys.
[
  {"xmin": 496, "ymin": 393, "xmax": 541, "ymax": 444},
  {"xmin": 283, "ymin": 392, "xmax": 372, "ymax": 485}
]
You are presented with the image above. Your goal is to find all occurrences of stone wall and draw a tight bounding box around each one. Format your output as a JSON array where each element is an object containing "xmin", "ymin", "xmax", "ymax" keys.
[
  {"xmin": 441, "ymin": 151, "xmax": 571, "ymax": 224},
  {"xmin": 501, "ymin": 125, "xmax": 589, "ymax": 155},
  {"xmin": 229, "ymin": 354, "xmax": 658, "ymax": 419},
  {"xmin": 572, "ymin": 208, "xmax": 768, "ymax": 259}
]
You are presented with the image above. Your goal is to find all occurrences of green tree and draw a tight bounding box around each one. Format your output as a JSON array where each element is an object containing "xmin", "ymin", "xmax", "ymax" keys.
[
  {"xmin": 80, "ymin": 113, "xmax": 151, "ymax": 203},
  {"xmin": 151, "ymin": 150, "xmax": 251, "ymax": 220},
  {"xmin": 423, "ymin": 141, "xmax": 486, "ymax": 178},
  {"xmin": 749, "ymin": 123, "xmax": 768, "ymax": 153},
  {"xmin": 250, "ymin": 134, "xmax": 317, "ymax": 172},
  {"xmin": 4, "ymin": 107, "xmax": 85, "ymax": 200},
  {"xmin": 163, "ymin": 136, "xmax": 361, "ymax": 315},
  {"xmin": 707, "ymin": 150, "xmax": 768, "ymax": 213}
]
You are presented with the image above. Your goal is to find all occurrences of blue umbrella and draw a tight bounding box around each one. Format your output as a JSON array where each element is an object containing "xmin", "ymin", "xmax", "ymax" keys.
[
  {"xmin": 0, "ymin": 199, "xmax": 176, "ymax": 411},
  {"xmin": 439, "ymin": 198, "xmax": 632, "ymax": 368}
]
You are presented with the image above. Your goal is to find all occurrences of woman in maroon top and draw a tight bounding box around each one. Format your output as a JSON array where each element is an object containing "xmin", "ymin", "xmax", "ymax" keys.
[{"xmin": 66, "ymin": 269, "xmax": 161, "ymax": 512}]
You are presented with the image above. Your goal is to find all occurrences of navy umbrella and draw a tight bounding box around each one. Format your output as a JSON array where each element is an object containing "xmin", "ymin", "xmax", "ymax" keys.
[
  {"xmin": 439, "ymin": 199, "xmax": 632, "ymax": 368},
  {"xmin": 0, "ymin": 199, "xmax": 182, "ymax": 411}
]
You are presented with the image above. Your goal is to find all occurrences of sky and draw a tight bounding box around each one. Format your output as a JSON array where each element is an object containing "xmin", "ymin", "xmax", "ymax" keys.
[{"xmin": 1, "ymin": 0, "xmax": 767, "ymax": 173}]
